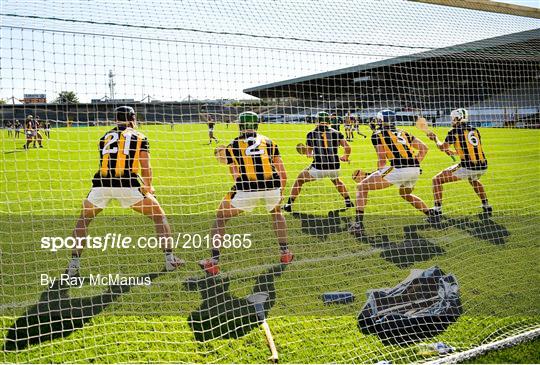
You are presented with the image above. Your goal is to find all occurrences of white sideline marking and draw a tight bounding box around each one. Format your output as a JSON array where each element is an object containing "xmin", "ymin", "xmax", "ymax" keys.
[
  {"xmin": 0, "ymin": 300, "xmax": 36, "ymax": 311},
  {"xmin": 193, "ymin": 246, "xmax": 383, "ymax": 280},
  {"xmin": 0, "ymin": 247, "xmax": 383, "ymax": 313}
]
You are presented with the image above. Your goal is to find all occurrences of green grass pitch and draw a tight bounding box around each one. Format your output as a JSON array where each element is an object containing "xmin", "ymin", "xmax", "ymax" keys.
[{"xmin": 1, "ymin": 123, "xmax": 539, "ymax": 363}]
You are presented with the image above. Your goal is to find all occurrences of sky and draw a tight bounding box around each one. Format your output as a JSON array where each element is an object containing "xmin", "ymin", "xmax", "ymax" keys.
[
  {"xmin": 500, "ymin": 0, "xmax": 539, "ymax": 7},
  {"xmin": 1, "ymin": 0, "xmax": 539, "ymax": 102}
]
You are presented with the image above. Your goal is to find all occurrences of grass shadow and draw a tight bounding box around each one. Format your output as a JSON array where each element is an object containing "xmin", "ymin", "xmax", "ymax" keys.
[
  {"xmin": 376, "ymin": 214, "xmax": 510, "ymax": 268},
  {"xmin": 3, "ymin": 149, "xmax": 25, "ymax": 154},
  {"xmin": 401, "ymin": 215, "xmax": 510, "ymax": 245},
  {"xmin": 446, "ymin": 216, "xmax": 510, "ymax": 245},
  {"xmin": 290, "ymin": 209, "xmax": 444, "ymax": 267},
  {"xmin": 3, "ymin": 271, "xmax": 165, "ymax": 351},
  {"xmin": 379, "ymin": 229, "xmax": 446, "ymax": 269},
  {"xmin": 288, "ymin": 209, "xmax": 508, "ymax": 266},
  {"xmin": 291, "ymin": 209, "xmax": 352, "ymax": 241},
  {"xmin": 185, "ymin": 264, "xmax": 287, "ymax": 342}
]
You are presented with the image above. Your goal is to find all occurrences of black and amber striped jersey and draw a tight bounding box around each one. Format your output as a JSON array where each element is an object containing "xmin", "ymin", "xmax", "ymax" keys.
[
  {"xmin": 207, "ymin": 115, "xmax": 216, "ymax": 129},
  {"xmin": 92, "ymin": 126, "xmax": 149, "ymax": 187},
  {"xmin": 445, "ymin": 125, "xmax": 487, "ymax": 170},
  {"xmin": 225, "ymin": 132, "xmax": 281, "ymax": 191},
  {"xmin": 307, "ymin": 125, "xmax": 344, "ymax": 170},
  {"xmin": 371, "ymin": 128, "xmax": 419, "ymax": 168},
  {"xmin": 25, "ymin": 120, "xmax": 37, "ymax": 130}
]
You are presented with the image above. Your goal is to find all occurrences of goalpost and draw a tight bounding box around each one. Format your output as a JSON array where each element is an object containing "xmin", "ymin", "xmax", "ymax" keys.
[{"xmin": 1, "ymin": 0, "xmax": 539, "ymax": 363}]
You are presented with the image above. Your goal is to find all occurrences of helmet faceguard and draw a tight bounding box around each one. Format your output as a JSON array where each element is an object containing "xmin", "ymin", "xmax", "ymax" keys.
[{"xmin": 450, "ymin": 108, "xmax": 468, "ymax": 126}]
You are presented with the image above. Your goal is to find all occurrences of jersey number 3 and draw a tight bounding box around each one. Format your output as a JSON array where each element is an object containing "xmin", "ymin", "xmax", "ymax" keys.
[{"xmin": 396, "ymin": 131, "xmax": 408, "ymax": 145}]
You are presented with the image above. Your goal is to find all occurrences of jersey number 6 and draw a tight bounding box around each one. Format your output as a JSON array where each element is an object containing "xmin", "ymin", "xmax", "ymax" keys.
[{"xmin": 467, "ymin": 131, "xmax": 479, "ymax": 146}]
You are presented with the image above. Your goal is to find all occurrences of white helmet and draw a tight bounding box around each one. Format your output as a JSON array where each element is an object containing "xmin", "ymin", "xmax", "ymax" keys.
[{"xmin": 450, "ymin": 108, "xmax": 468, "ymax": 124}]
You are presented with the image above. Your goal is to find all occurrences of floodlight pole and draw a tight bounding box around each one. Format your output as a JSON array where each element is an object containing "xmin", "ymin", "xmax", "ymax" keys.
[{"xmin": 108, "ymin": 70, "xmax": 116, "ymax": 100}]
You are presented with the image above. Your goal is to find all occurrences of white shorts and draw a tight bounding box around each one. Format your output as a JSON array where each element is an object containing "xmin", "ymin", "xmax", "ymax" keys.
[
  {"xmin": 446, "ymin": 164, "xmax": 486, "ymax": 181},
  {"xmin": 344, "ymin": 125, "xmax": 352, "ymax": 130},
  {"xmin": 307, "ymin": 167, "xmax": 340, "ymax": 180},
  {"xmin": 87, "ymin": 187, "xmax": 146, "ymax": 209},
  {"xmin": 208, "ymin": 128, "xmax": 214, "ymax": 132},
  {"xmin": 228, "ymin": 188, "xmax": 281, "ymax": 213},
  {"xmin": 376, "ymin": 166, "xmax": 420, "ymax": 188},
  {"xmin": 26, "ymin": 130, "xmax": 37, "ymax": 137}
]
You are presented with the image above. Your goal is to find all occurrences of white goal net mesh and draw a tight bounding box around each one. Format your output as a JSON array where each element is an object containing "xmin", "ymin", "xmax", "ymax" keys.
[{"xmin": 1, "ymin": 0, "xmax": 539, "ymax": 363}]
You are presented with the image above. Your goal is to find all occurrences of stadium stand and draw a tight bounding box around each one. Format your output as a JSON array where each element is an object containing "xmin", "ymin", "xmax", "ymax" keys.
[{"xmin": 243, "ymin": 28, "xmax": 540, "ymax": 128}]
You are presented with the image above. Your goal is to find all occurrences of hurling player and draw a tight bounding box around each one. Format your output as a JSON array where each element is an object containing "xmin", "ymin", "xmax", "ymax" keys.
[
  {"xmin": 283, "ymin": 111, "xmax": 353, "ymax": 212},
  {"xmin": 350, "ymin": 110, "xmax": 437, "ymax": 238},
  {"xmin": 23, "ymin": 115, "xmax": 43, "ymax": 149},
  {"xmin": 427, "ymin": 108, "xmax": 491, "ymax": 217},
  {"xmin": 66, "ymin": 106, "xmax": 184, "ymax": 277},
  {"xmin": 199, "ymin": 112, "xmax": 293, "ymax": 276}
]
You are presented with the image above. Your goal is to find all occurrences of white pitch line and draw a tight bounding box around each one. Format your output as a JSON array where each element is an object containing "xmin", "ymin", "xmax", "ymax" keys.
[{"xmin": 0, "ymin": 246, "xmax": 382, "ymax": 313}]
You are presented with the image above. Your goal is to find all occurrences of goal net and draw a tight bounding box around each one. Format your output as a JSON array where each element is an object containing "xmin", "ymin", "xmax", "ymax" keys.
[{"xmin": 1, "ymin": 0, "xmax": 539, "ymax": 363}]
